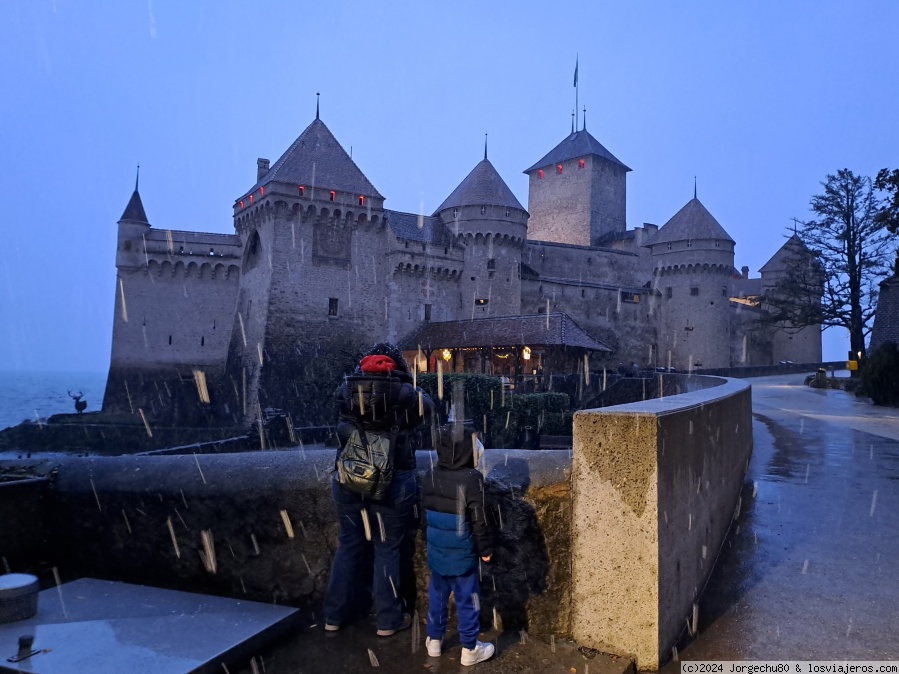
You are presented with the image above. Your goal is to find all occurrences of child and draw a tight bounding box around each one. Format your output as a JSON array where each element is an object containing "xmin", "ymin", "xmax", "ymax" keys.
[{"xmin": 422, "ymin": 422, "xmax": 495, "ymax": 666}]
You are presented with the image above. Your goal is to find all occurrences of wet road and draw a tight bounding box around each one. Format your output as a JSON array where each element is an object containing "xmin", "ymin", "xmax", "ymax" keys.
[{"xmin": 665, "ymin": 373, "xmax": 899, "ymax": 666}]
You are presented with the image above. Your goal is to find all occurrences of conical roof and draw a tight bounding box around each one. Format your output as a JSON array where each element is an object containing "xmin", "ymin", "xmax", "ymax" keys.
[
  {"xmin": 119, "ymin": 190, "xmax": 149, "ymax": 224},
  {"xmin": 434, "ymin": 159, "xmax": 525, "ymax": 214},
  {"xmin": 759, "ymin": 234, "xmax": 809, "ymax": 273},
  {"xmin": 246, "ymin": 118, "xmax": 382, "ymax": 199},
  {"xmin": 644, "ymin": 198, "xmax": 734, "ymax": 246},
  {"xmin": 524, "ymin": 128, "xmax": 630, "ymax": 174}
]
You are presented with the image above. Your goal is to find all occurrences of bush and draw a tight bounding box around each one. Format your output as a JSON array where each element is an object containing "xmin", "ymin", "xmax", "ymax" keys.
[
  {"xmin": 417, "ymin": 373, "xmax": 571, "ymax": 447},
  {"xmin": 860, "ymin": 342, "xmax": 899, "ymax": 406}
]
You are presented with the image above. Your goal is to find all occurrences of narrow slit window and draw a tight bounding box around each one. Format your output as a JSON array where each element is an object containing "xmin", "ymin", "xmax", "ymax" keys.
[
  {"xmin": 298, "ymin": 185, "xmax": 305, "ymax": 196},
  {"xmin": 328, "ymin": 298, "xmax": 339, "ymax": 316},
  {"xmin": 538, "ymin": 169, "xmax": 544, "ymax": 179},
  {"xmin": 556, "ymin": 164, "xmax": 563, "ymax": 175},
  {"xmin": 358, "ymin": 195, "xmax": 365, "ymax": 206},
  {"xmin": 579, "ymin": 159, "xmax": 585, "ymax": 169}
]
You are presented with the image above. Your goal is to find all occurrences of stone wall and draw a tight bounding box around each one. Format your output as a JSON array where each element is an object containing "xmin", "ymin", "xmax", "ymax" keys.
[
  {"xmin": 570, "ymin": 376, "xmax": 752, "ymax": 669},
  {"xmin": 5, "ymin": 449, "xmax": 573, "ymax": 636}
]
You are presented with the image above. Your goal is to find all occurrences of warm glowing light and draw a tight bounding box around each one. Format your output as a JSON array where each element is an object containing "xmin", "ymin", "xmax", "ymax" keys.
[
  {"xmin": 329, "ymin": 190, "xmax": 336, "ymax": 202},
  {"xmin": 523, "ymin": 346, "xmax": 532, "ymax": 360},
  {"xmin": 298, "ymin": 185, "xmax": 305, "ymax": 196},
  {"xmin": 442, "ymin": 349, "xmax": 452, "ymax": 361},
  {"xmin": 249, "ymin": 194, "xmax": 253, "ymax": 203},
  {"xmin": 239, "ymin": 200, "xmax": 244, "ymax": 208},
  {"xmin": 538, "ymin": 169, "xmax": 544, "ymax": 179},
  {"xmin": 579, "ymin": 159, "xmax": 585, "ymax": 169},
  {"xmin": 556, "ymin": 164, "xmax": 563, "ymax": 174},
  {"xmin": 260, "ymin": 186, "xmax": 265, "ymax": 197},
  {"xmin": 358, "ymin": 195, "xmax": 365, "ymax": 206}
]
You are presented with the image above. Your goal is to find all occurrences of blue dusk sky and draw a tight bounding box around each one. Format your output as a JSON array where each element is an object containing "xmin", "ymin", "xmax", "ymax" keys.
[{"xmin": 1, "ymin": 1, "xmax": 897, "ymax": 373}]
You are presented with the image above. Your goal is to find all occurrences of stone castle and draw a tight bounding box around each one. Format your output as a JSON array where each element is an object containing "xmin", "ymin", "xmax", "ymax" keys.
[{"xmin": 103, "ymin": 106, "xmax": 821, "ymax": 424}]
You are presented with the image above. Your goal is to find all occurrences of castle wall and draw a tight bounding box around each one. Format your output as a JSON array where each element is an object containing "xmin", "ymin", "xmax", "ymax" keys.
[
  {"xmin": 523, "ymin": 241, "xmax": 644, "ymax": 286},
  {"xmin": 728, "ymin": 303, "xmax": 772, "ymax": 367},
  {"xmin": 386, "ymin": 238, "xmax": 464, "ymax": 345},
  {"xmin": 654, "ymin": 263, "xmax": 733, "ymax": 370},
  {"xmin": 225, "ymin": 195, "xmax": 395, "ymax": 423},
  {"xmin": 526, "ymin": 155, "xmax": 626, "ymax": 247}
]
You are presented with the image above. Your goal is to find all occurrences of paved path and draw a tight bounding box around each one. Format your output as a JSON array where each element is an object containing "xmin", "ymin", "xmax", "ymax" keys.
[{"xmin": 664, "ymin": 373, "xmax": 899, "ymax": 667}]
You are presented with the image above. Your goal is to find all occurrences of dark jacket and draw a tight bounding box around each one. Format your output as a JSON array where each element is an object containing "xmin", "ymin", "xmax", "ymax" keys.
[
  {"xmin": 334, "ymin": 368, "xmax": 433, "ymax": 471},
  {"xmin": 422, "ymin": 424, "xmax": 494, "ymax": 576}
]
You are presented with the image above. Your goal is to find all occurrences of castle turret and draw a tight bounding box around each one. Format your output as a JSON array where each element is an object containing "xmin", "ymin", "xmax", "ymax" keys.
[
  {"xmin": 524, "ymin": 126, "xmax": 630, "ymax": 246},
  {"xmin": 759, "ymin": 234, "xmax": 822, "ymax": 363},
  {"xmin": 226, "ymin": 113, "xmax": 387, "ymax": 423},
  {"xmin": 645, "ymin": 197, "xmax": 735, "ymax": 370},
  {"xmin": 116, "ymin": 176, "xmax": 151, "ymax": 269},
  {"xmin": 434, "ymin": 154, "xmax": 528, "ymax": 318}
]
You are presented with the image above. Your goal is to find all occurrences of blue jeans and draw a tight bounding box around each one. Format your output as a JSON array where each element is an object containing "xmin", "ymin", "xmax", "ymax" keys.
[
  {"xmin": 324, "ymin": 470, "xmax": 419, "ymax": 631},
  {"xmin": 427, "ymin": 568, "xmax": 481, "ymax": 649}
]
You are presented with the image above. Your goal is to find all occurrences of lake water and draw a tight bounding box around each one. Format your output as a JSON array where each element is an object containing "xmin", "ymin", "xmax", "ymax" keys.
[{"xmin": 0, "ymin": 370, "xmax": 108, "ymax": 431}]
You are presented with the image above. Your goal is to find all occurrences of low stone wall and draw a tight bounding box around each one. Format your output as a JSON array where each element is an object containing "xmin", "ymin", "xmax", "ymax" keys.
[
  {"xmin": 0, "ymin": 475, "xmax": 50, "ymax": 572},
  {"xmin": 1, "ymin": 449, "xmax": 572, "ymax": 635},
  {"xmin": 571, "ymin": 376, "xmax": 752, "ymax": 669},
  {"xmin": 696, "ymin": 360, "xmax": 844, "ymax": 378}
]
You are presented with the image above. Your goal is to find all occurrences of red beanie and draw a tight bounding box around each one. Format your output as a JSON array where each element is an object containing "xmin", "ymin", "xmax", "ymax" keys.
[{"xmin": 360, "ymin": 354, "xmax": 397, "ymax": 374}]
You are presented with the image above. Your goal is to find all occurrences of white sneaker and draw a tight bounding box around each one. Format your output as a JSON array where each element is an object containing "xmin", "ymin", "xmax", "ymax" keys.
[
  {"xmin": 461, "ymin": 640, "xmax": 495, "ymax": 666},
  {"xmin": 425, "ymin": 636, "xmax": 442, "ymax": 657}
]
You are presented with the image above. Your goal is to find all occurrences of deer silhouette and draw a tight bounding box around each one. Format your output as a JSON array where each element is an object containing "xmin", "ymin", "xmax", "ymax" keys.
[{"xmin": 68, "ymin": 391, "xmax": 88, "ymax": 415}]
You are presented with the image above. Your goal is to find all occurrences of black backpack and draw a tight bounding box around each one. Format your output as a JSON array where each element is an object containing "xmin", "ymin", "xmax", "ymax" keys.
[{"xmin": 336, "ymin": 421, "xmax": 396, "ymax": 500}]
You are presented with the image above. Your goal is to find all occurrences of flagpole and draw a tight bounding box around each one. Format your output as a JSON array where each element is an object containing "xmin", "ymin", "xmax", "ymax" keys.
[{"xmin": 574, "ymin": 54, "xmax": 579, "ymax": 132}]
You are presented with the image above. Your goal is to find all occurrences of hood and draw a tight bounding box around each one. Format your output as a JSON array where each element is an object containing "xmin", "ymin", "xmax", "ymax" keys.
[{"xmin": 435, "ymin": 422, "xmax": 478, "ymax": 470}]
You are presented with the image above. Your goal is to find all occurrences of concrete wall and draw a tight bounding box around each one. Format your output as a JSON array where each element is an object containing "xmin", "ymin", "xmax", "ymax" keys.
[{"xmin": 571, "ymin": 376, "xmax": 752, "ymax": 669}]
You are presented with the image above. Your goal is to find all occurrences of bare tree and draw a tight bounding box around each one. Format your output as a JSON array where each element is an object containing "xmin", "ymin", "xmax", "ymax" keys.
[{"xmin": 763, "ymin": 169, "xmax": 893, "ymax": 358}]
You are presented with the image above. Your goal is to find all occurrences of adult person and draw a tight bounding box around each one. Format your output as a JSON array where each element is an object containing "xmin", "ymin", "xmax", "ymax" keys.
[{"xmin": 323, "ymin": 343, "xmax": 434, "ymax": 636}]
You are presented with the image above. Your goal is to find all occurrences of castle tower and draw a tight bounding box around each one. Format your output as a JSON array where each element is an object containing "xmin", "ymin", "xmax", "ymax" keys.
[
  {"xmin": 434, "ymin": 154, "xmax": 528, "ymax": 318},
  {"xmin": 759, "ymin": 235, "xmax": 823, "ymax": 363},
  {"xmin": 645, "ymin": 197, "xmax": 735, "ymax": 370},
  {"xmin": 226, "ymin": 113, "xmax": 387, "ymax": 423},
  {"xmin": 524, "ymin": 126, "xmax": 630, "ymax": 246}
]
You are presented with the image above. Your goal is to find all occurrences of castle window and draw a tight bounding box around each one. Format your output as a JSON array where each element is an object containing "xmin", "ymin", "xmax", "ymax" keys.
[
  {"xmin": 168, "ymin": 335, "xmax": 172, "ymax": 345},
  {"xmin": 538, "ymin": 169, "xmax": 544, "ymax": 179},
  {"xmin": 260, "ymin": 186, "xmax": 265, "ymax": 197},
  {"xmin": 505, "ymin": 207, "xmax": 510, "ymax": 217},
  {"xmin": 687, "ymin": 240, "xmax": 693, "ymax": 248},
  {"xmin": 329, "ymin": 191, "xmax": 336, "ymax": 202},
  {"xmin": 480, "ymin": 206, "xmax": 486, "ymax": 215},
  {"xmin": 690, "ymin": 287, "xmax": 699, "ymax": 296},
  {"xmin": 424, "ymin": 304, "xmax": 432, "ymax": 322},
  {"xmin": 581, "ymin": 289, "xmax": 585, "ymax": 298},
  {"xmin": 359, "ymin": 195, "xmax": 365, "ymax": 206},
  {"xmin": 556, "ymin": 164, "xmax": 563, "ymax": 175},
  {"xmin": 579, "ymin": 159, "xmax": 585, "ymax": 169},
  {"xmin": 249, "ymin": 194, "xmax": 253, "ymax": 203},
  {"xmin": 620, "ymin": 292, "xmax": 640, "ymax": 304},
  {"xmin": 209, "ymin": 248, "xmax": 214, "ymax": 256},
  {"xmin": 487, "ymin": 259, "xmax": 496, "ymax": 270},
  {"xmin": 179, "ymin": 245, "xmax": 184, "ymax": 254},
  {"xmin": 201, "ymin": 336, "xmax": 205, "ymax": 346},
  {"xmin": 475, "ymin": 298, "xmax": 489, "ymax": 306},
  {"xmin": 722, "ymin": 285, "xmax": 727, "ymax": 296},
  {"xmin": 328, "ymin": 298, "xmax": 339, "ymax": 316},
  {"xmin": 453, "ymin": 208, "xmax": 459, "ymax": 218},
  {"xmin": 667, "ymin": 243, "xmax": 672, "ymax": 251},
  {"xmin": 298, "ymin": 185, "xmax": 305, "ymax": 196},
  {"xmin": 239, "ymin": 200, "xmax": 245, "ymax": 208},
  {"xmin": 666, "ymin": 287, "xmax": 673, "ymax": 299},
  {"xmin": 124, "ymin": 240, "xmax": 132, "ymax": 251},
  {"xmin": 715, "ymin": 240, "xmax": 720, "ymax": 248}
]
